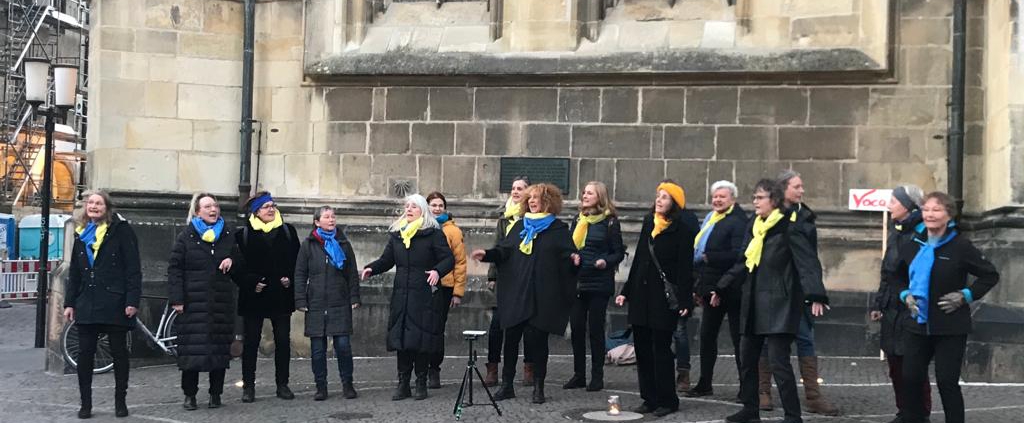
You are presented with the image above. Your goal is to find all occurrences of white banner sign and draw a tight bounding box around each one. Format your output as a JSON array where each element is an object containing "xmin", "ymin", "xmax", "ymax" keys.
[{"xmin": 848, "ymin": 188, "xmax": 893, "ymax": 212}]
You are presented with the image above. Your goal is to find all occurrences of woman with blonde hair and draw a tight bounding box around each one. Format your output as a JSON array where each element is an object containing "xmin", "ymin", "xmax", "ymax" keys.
[{"xmin": 64, "ymin": 190, "xmax": 141, "ymax": 418}]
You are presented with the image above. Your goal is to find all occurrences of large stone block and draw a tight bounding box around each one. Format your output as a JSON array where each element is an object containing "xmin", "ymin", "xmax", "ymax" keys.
[
  {"xmin": 177, "ymin": 84, "xmax": 241, "ymax": 122},
  {"xmin": 904, "ymin": 46, "xmax": 952, "ymax": 86},
  {"xmin": 341, "ymin": 154, "xmax": 372, "ymax": 195},
  {"xmin": 733, "ymin": 161, "xmax": 786, "ymax": 201},
  {"xmin": 778, "ymin": 127, "xmax": 856, "ymax": 160},
  {"xmin": 738, "ymin": 88, "xmax": 808, "ymax": 125},
  {"xmin": 619, "ymin": 21, "xmax": 670, "ymax": 50},
  {"xmin": 685, "ymin": 87, "xmax": 737, "ymax": 125},
  {"xmin": 429, "ymin": 88, "xmax": 473, "ymax": 121},
  {"xmin": 319, "ymin": 155, "xmax": 343, "ymax": 197},
  {"xmin": 264, "ymin": 122, "xmax": 313, "ymax": 154},
  {"xmin": 716, "ymin": 126, "xmax": 778, "ymax": 161},
  {"xmin": 483, "ymin": 123, "xmax": 522, "ymax": 155},
  {"xmin": 179, "ymin": 152, "xmax": 239, "ymax": 194},
  {"xmin": 576, "ymin": 159, "xmax": 616, "ymax": 199},
  {"xmin": 668, "ymin": 20, "xmax": 705, "ymax": 48},
  {"xmin": 505, "ymin": 21, "xmax": 577, "ymax": 52},
  {"xmin": 317, "ymin": 122, "xmax": 367, "ymax": 154},
  {"xmin": 411, "ymin": 123, "xmax": 455, "ymax": 154},
  {"xmin": 325, "ymin": 88, "xmax": 373, "ymax": 121},
  {"xmin": 125, "ymin": 117, "xmax": 193, "ymax": 151},
  {"xmin": 284, "ymin": 154, "xmax": 321, "ymax": 195},
  {"xmin": 100, "ymin": 27, "xmax": 135, "ymax": 52},
  {"xmin": 664, "ymin": 126, "xmax": 715, "ymax": 159},
  {"xmin": 193, "ymin": 120, "xmax": 240, "ymax": 153},
  {"xmin": 271, "ymin": 87, "xmax": 311, "ymax": 123},
  {"xmin": 386, "ymin": 88, "xmax": 429, "ymax": 121},
  {"xmin": 841, "ymin": 163, "xmax": 892, "ymax": 190},
  {"xmin": 559, "ymin": 89, "xmax": 600, "ymax": 123},
  {"xmin": 102, "ymin": 149, "xmax": 178, "ymax": 192},
  {"xmin": 785, "ymin": 0, "xmax": 856, "ymax": 17},
  {"xmin": 443, "ymin": 156, "xmax": 476, "ymax": 195},
  {"xmin": 145, "ymin": 0, "xmax": 203, "ymax": 31},
  {"xmin": 900, "ymin": 17, "xmax": 951, "ymax": 45},
  {"xmin": 523, "ymin": 124, "xmax": 570, "ymax": 157},
  {"xmin": 368, "ymin": 123, "xmax": 410, "ymax": 154},
  {"xmin": 418, "ymin": 155, "xmax": 442, "ymax": 193},
  {"xmin": 791, "ymin": 15, "xmax": 860, "ymax": 47},
  {"xmin": 808, "ymin": 88, "xmax": 869, "ymax": 126},
  {"xmin": 736, "ymin": 17, "xmax": 790, "ymax": 48},
  {"xmin": 476, "ymin": 157, "xmax": 500, "ymax": 197},
  {"xmin": 572, "ymin": 126, "xmax": 652, "ymax": 158},
  {"xmin": 170, "ymin": 58, "xmax": 242, "ymax": 86},
  {"xmin": 135, "ymin": 29, "xmax": 177, "ymax": 55},
  {"xmin": 665, "ymin": 160, "xmax": 709, "ymax": 205},
  {"xmin": 791, "ymin": 162, "xmax": 842, "ymax": 208},
  {"xmin": 867, "ymin": 88, "xmax": 940, "ymax": 127},
  {"xmin": 708, "ymin": 161, "xmax": 734, "ymax": 188},
  {"xmin": 119, "ymin": 52, "xmax": 150, "ymax": 80},
  {"xmin": 601, "ymin": 88, "xmax": 638, "ymax": 123},
  {"xmin": 144, "ymin": 81, "xmax": 177, "ymax": 118},
  {"xmin": 857, "ymin": 127, "xmax": 930, "ymax": 163},
  {"xmin": 99, "ymin": 0, "xmax": 145, "ymax": 28},
  {"xmin": 641, "ymin": 88, "xmax": 686, "ymax": 123},
  {"xmin": 372, "ymin": 154, "xmax": 418, "ymax": 181},
  {"xmin": 256, "ymin": 36, "xmax": 304, "ymax": 62},
  {"xmin": 255, "ymin": 61, "xmax": 303, "ymax": 88},
  {"xmin": 100, "ymin": 79, "xmax": 146, "ymax": 117},
  {"xmin": 257, "ymin": 154, "xmax": 285, "ymax": 194},
  {"xmin": 900, "ymin": 0, "xmax": 954, "ymax": 18},
  {"xmin": 204, "ymin": 0, "xmax": 244, "ymax": 35},
  {"xmin": 615, "ymin": 160, "xmax": 666, "ymax": 202},
  {"xmin": 455, "ymin": 123, "xmax": 485, "ymax": 155},
  {"xmin": 475, "ymin": 88, "xmax": 557, "ymax": 122}
]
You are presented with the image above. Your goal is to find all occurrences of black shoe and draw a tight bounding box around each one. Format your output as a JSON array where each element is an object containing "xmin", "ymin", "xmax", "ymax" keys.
[
  {"xmin": 414, "ymin": 375, "xmax": 428, "ymax": 400},
  {"xmin": 241, "ymin": 386, "xmax": 255, "ymax": 403},
  {"xmin": 493, "ymin": 382, "xmax": 516, "ymax": 401},
  {"xmin": 314, "ymin": 383, "xmax": 328, "ymax": 401},
  {"xmin": 885, "ymin": 416, "xmax": 902, "ymax": 423},
  {"xmin": 392, "ymin": 375, "xmax": 412, "ymax": 401},
  {"xmin": 342, "ymin": 381, "xmax": 358, "ymax": 399},
  {"xmin": 427, "ymin": 369, "xmax": 441, "ymax": 389},
  {"xmin": 531, "ymin": 379, "xmax": 545, "ymax": 404},
  {"xmin": 653, "ymin": 407, "xmax": 677, "ymax": 417},
  {"xmin": 182, "ymin": 396, "xmax": 198, "ymax": 411},
  {"xmin": 114, "ymin": 396, "xmax": 128, "ymax": 417},
  {"xmin": 586, "ymin": 378, "xmax": 603, "ymax": 392},
  {"xmin": 208, "ymin": 394, "xmax": 221, "ymax": 409},
  {"xmin": 77, "ymin": 404, "xmax": 92, "ymax": 419},
  {"xmin": 276, "ymin": 385, "xmax": 295, "ymax": 400},
  {"xmin": 562, "ymin": 375, "xmax": 586, "ymax": 389},
  {"xmin": 726, "ymin": 408, "xmax": 761, "ymax": 423},
  {"xmin": 685, "ymin": 386, "xmax": 714, "ymax": 397},
  {"xmin": 632, "ymin": 404, "xmax": 656, "ymax": 414}
]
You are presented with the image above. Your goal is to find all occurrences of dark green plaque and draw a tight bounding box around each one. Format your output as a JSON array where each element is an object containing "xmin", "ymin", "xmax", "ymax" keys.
[{"xmin": 499, "ymin": 157, "xmax": 570, "ymax": 193}]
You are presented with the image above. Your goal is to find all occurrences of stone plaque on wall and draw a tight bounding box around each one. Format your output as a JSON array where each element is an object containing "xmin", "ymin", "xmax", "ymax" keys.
[{"xmin": 499, "ymin": 157, "xmax": 570, "ymax": 194}]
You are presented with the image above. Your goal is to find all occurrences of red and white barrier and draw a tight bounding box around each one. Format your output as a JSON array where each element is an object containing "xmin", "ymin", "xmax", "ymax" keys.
[{"xmin": 1, "ymin": 260, "xmax": 59, "ymax": 300}]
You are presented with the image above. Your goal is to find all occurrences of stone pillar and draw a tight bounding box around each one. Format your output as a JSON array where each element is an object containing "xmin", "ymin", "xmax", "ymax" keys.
[
  {"xmin": 489, "ymin": 0, "xmax": 503, "ymax": 40},
  {"xmin": 579, "ymin": 0, "xmax": 603, "ymax": 42},
  {"xmin": 503, "ymin": 0, "xmax": 579, "ymax": 52},
  {"xmin": 345, "ymin": 0, "xmax": 374, "ymax": 46}
]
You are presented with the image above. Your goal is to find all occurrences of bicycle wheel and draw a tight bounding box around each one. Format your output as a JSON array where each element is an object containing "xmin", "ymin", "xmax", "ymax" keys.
[
  {"xmin": 163, "ymin": 311, "xmax": 180, "ymax": 356},
  {"xmin": 62, "ymin": 324, "xmax": 133, "ymax": 374}
]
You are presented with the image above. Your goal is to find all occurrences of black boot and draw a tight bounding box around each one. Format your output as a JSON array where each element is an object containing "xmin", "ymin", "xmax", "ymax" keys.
[
  {"xmin": 414, "ymin": 371, "xmax": 429, "ymax": 400},
  {"xmin": 77, "ymin": 400, "xmax": 91, "ymax": 419},
  {"xmin": 182, "ymin": 396, "xmax": 198, "ymax": 411},
  {"xmin": 241, "ymin": 384, "xmax": 255, "ymax": 403},
  {"xmin": 531, "ymin": 377, "xmax": 546, "ymax": 404},
  {"xmin": 726, "ymin": 407, "xmax": 761, "ymax": 423},
  {"xmin": 562, "ymin": 374, "xmax": 586, "ymax": 389},
  {"xmin": 208, "ymin": 394, "xmax": 221, "ymax": 409},
  {"xmin": 342, "ymin": 381, "xmax": 358, "ymax": 399},
  {"xmin": 493, "ymin": 379, "xmax": 516, "ymax": 401},
  {"xmin": 427, "ymin": 369, "xmax": 441, "ymax": 389},
  {"xmin": 587, "ymin": 367, "xmax": 604, "ymax": 392},
  {"xmin": 314, "ymin": 382, "xmax": 328, "ymax": 401},
  {"xmin": 391, "ymin": 373, "xmax": 412, "ymax": 401},
  {"xmin": 114, "ymin": 393, "xmax": 128, "ymax": 417},
  {"xmin": 276, "ymin": 384, "xmax": 295, "ymax": 400}
]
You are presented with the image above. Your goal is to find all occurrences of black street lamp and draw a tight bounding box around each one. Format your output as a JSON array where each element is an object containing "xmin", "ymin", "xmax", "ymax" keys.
[{"xmin": 23, "ymin": 58, "xmax": 78, "ymax": 349}]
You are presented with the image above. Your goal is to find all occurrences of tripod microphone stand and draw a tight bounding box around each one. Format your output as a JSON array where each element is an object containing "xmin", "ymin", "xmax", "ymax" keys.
[{"xmin": 453, "ymin": 331, "xmax": 501, "ymax": 420}]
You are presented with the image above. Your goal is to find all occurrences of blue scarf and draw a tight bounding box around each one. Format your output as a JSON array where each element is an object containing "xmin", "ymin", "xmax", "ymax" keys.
[
  {"xmin": 518, "ymin": 213, "xmax": 557, "ymax": 255},
  {"xmin": 435, "ymin": 212, "xmax": 451, "ymax": 225},
  {"xmin": 79, "ymin": 222, "xmax": 100, "ymax": 266},
  {"xmin": 190, "ymin": 217, "xmax": 225, "ymax": 243},
  {"xmin": 693, "ymin": 210, "xmax": 716, "ymax": 264},
  {"xmin": 908, "ymin": 225, "xmax": 957, "ymax": 324},
  {"xmin": 316, "ymin": 228, "xmax": 346, "ymax": 270}
]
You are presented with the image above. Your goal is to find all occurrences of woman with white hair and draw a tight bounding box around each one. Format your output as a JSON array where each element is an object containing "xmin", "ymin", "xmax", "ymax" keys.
[{"xmin": 360, "ymin": 194, "xmax": 455, "ymax": 401}]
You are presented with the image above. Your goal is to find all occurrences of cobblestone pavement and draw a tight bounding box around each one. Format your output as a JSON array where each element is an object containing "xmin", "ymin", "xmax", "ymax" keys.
[{"xmin": 2, "ymin": 302, "xmax": 1023, "ymax": 423}]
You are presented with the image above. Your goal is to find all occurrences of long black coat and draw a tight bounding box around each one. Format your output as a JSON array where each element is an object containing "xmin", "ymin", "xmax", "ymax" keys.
[
  {"xmin": 235, "ymin": 223, "xmax": 299, "ymax": 316},
  {"xmin": 486, "ymin": 211, "xmax": 516, "ymax": 283},
  {"xmin": 366, "ymin": 228, "xmax": 455, "ymax": 353},
  {"xmin": 569, "ymin": 216, "xmax": 625, "ymax": 295},
  {"xmin": 694, "ymin": 205, "xmax": 748, "ymax": 300},
  {"xmin": 64, "ymin": 215, "xmax": 142, "ymax": 328},
  {"xmin": 619, "ymin": 210, "xmax": 699, "ymax": 332},
  {"xmin": 718, "ymin": 210, "xmax": 829, "ymax": 336},
  {"xmin": 168, "ymin": 224, "xmax": 241, "ymax": 372},
  {"xmin": 295, "ymin": 230, "xmax": 360, "ymax": 337},
  {"xmin": 873, "ymin": 212, "xmax": 922, "ymax": 355},
  {"xmin": 483, "ymin": 219, "xmax": 578, "ymax": 335},
  {"xmin": 893, "ymin": 228, "xmax": 999, "ymax": 336}
]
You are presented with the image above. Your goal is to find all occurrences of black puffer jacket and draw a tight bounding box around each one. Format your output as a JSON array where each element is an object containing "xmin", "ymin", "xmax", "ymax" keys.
[
  {"xmin": 168, "ymin": 224, "xmax": 241, "ymax": 372},
  {"xmin": 873, "ymin": 211, "xmax": 922, "ymax": 355},
  {"xmin": 569, "ymin": 215, "xmax": 625, "ymax": 295},
  {"xmin": 366, "ymin": 228, "xmax": 455, "ymax": 353},
  {"xmin": 295, "ymin": 229, "xmax": 360, "ymax": 337},
  {"xmin": 694, "ymin": 205, "xmax": 748, "ymax": 299},
  {"xmin": 235, "ymin": 223, "xmax": 299, "ymax": 316},
  {"xmin": 65, "ymin": 215, "xmax": 142, "ymax": 328}
]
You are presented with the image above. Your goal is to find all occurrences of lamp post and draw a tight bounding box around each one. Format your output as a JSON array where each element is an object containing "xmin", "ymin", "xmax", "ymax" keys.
[{"xmin": 24, "ymin": 58, "xmax": 78, "ymax": 349}]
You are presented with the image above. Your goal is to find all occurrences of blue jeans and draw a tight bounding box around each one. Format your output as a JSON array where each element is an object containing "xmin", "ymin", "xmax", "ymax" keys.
[
  {"xmin": 310, "ymin": 335, "xmax": 354, "ymax": 384},
  {"xmin": 761, "ymin": 311, "xmax": 816, "ymax": 357},
  {"xmin": 673, "ymin": 316, "xmax": 690, "ymax": 370}
]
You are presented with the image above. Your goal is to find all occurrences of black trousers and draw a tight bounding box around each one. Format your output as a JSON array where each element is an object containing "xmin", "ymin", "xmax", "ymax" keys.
[
  {"xmin": 739, "ymin": 333, "xmax": 800, "ymax": 420},
  {"xmin": 76, "ymin": 324, "xmax": 130, "ymax": 403},
  {"xmin": 695, "ymin": 293, "xmax": 741, "ymax": 389},
  {"xmin": 901, "ymin": 332, "xmax": 967, "ymax": 423},
  {"xmin": 633, "ymin": 325, "xmax": 678, "ymax": 410},
  {"xmin": 182, "ymin": 369, "xmax": 227, "ymax": 396},
  {"xmin": 502, "ymin": 323, "xmax": 549, "ymax": 380},
  {"xmin": 397, "ymin": 349, "xmax": 429, "ymax": 378},
  {"xmin": 570, "ymin": 291, "xmax": 609, "ymax": 378},
  {"xmin": 429, "ymin": 286, "xmax": 455, "ymax": 371},
  {"xmin": 487, "ymin": 308, "xmax": 503, "ymax": 364},
  {"xmin": 242, "ymin": 313, "xmax": 291, "ymax": 386}
]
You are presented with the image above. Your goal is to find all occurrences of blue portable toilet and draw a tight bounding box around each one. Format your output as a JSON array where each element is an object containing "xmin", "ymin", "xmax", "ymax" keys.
[
  {"xmin": 18, "ymin": 214, "xmax": 72, "ymax": 260},
  {"xmin": 0, "ymin": 213, "xmax": 15, "ymax": 260}
]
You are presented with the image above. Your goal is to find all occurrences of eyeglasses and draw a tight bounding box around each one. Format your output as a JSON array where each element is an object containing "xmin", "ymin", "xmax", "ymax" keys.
[
  {"xmin": 260, "ymin": 203, "xmax": 277, "ymax": 210},
  {"xmin": 752, "ymin": 194, "xmax": 769, "ymax": 201}
]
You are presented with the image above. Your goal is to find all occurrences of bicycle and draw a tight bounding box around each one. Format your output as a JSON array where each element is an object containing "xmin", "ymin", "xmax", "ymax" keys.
[{"xmin": 62, "ymin": 299, "xmax": 180, "ymax": 374}]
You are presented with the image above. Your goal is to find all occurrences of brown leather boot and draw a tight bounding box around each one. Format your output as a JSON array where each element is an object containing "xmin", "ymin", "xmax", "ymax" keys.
[
  {"xmin": 522, "ymin": 363, "xmax": 535, "ymax": 386},
  {"xmin": 758, "ymin": 356, "xmax": 773, "ymax": 411},
  {"xmin": 800, "ymin": 356, "xmax": 839, "ymax": 416},
  {"xmin": 675, "ymin": 368, "xmax": 690, "ymax": 392},
  {"xmin": 484, "ymin": 363, "xmax": 499, "ymax": 387}
]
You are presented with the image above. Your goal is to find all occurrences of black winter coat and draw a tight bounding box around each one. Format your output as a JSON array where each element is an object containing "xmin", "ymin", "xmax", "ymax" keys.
[
  {"xmin": 718, "ymin": 210, "xmax": 829, "ymax": 336},
  {"xmin": 893, "ymin": 228, "xmax": 999, "ymax": 336},
  {"xmin": 694, "ymin": 205, "xmax": 748, "ymax": 300},
  {"xmin": 366, "ymin": 228, "xmax": 455, "ymax": 353},
  {"xmin": 235, "ymin": 223, "xmax": 299, "ymax": 316},
  {"xmin": 569, "ymin": 215, "xmax": 625, "ymax": 295},
  {"xmin": 483, "ymin": 219, "xmax": 578, "ymax": 335},
  {"xmin": 486, "ymin": 211, "xmax": 516, "ymax": 283},
  {"xmin": 295, "ymin": 230, "xmax": 360, "ymax": 337},
  {"xmin": 619, "ymin": 211, "xmax": 699, "ymax": 332},
  {"xmin": 168, "ymin": 225, "xmax": 241, "ymax": 372},
  {"xmin": 65, "ymin": 215, "xmax": 142, "ymax": 328},
  {"xmin": 873, "ymin": 211, "xmax": 922, "ymax": 355}
]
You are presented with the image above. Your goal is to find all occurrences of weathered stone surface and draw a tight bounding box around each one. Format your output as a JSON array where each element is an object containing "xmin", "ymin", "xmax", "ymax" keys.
[
  {"xmin": 177, "ymin": 84, "xmax": 241, "ymax": 122},
  {"xmin": 900, "ymin": 17, "xmax": 951, "ymax": 45},
  {"xmin": 619, "ymin": 21, "xmax": 669, "ymax": 50},
  {"xmin": 341, "ymin": 154, "xmax": 372, "ymax": 195},
  {"xmin": 271, "ymin": 87, "xmax": 311, "ymax": 123},
  {"xmin": 667, "ymin": 20, "xmax": 704, "ymax": 48},
  {"xmin": 615, "ymin": 160, "xmax": 665, "ymax": 202},
  {"xmin": 119, "ymin": 52, "xmax": 150, "ymax": 80},
  {"xmin": 904, "ymin": 46, "xmax": 952, "ymax": 86},
  {"xmin": 372, "ymin": 154, "xmax": 418, "ymax": 179},
  {"xmin": 442, "ymin": 156, "xmax": 476, "ymax": 195},
  {"xmin": 411, "ymin": 123, "xmax": 455, "ymax": 154},
  {"xmin": 204, "ymin": 0, "xmax": 244, "ymax": 35},
  {"xmin": 791, "ymin": 15, "xmax": 859, "ymax": 47},
  {"xmin": 666, "ymin": 160, "xmax": 709, "ymax": 204},
  {"xmin": 856, "ymin": 127, "xmax": 928, "ymax": 163},
  {"xmin": 455, "ymin": 123, "xmax": 485, "ymax": 155},
  {"xmin": 179, "ymin": 32, "xmax": 241, "ymax": 60},
  {"xmin": 476, "ymin": 157, "xmax": 500, "ymax": 197},
  {"xmin": 736, "ymin": 17, "xmax": 790, "ymax": 48},
  {"xmin": 483, "ymin": 123, "xmax": 522, "ymax": 155},
  {"xmin": 475, "ymin": 88, "xmax": 557, "ymax": 122},
  {"xmin": 808, "ymin": 88, "xmax": 869, "ymax": 125},
  {"xmin": 429, "ymin": 88, "xmax": 473, "ymax": 121},
  {"xmin": 100, "ymin": 27, "xmax": 134, "ymax": 52},
  {"xmin": 559, "ymin": 89, "xmax": 601, "ymax": 123},
  {"xmin": 179, "ymin": 152, "xmax": 238, "ymax": 194},
  {"xmin": 325, "ymin": 88, "xmax": 373, "ymax": 121},
  {"xmin": 601, "ymin": 88, "xmax": 638, "ymax": 123},
  {"xmin": 641, "ymin": 88, "xmax": 686, "ymax": 123},
  {"xmin": 701, "ymin": 21, "xmax": 737, "ymax": 48},
  {"xmin": 257, "ymin": 154, "xmax": 285, "ymax": 193},
  {"xmin": 284, "ymin": 154, "xmax": 321, "ymax": 195},
  {"xmin": 319, "ymin": 155, "xmax": 343, "ymax": 196},
  {"xmin": 572, "ymin": 126, "xmax": 652, "ymax": 158},
  {"xmin": 792, "ymin": 162, "xmax": 842, "ymax": 208},
  {"xmin": 841, "ymin": 163, "xmax": 892, "ymax": 190},
  {"xmin": 144, "ymin": 81, "xmax": 177, "ymax": 118},
  {"xmin": 716, "ymin": 126, "xmax": 778, "ymax": 160},
  {"xmin": 124, "ymin": 117, "xmax": 192, "ymax": 150},
  {"xmin": 255, "ymin": 60, "xmax": 304, "ymax": 88},
  {"xmin": 145, "ymin": 0, "xmax": 203, "ymax": 31},
  {"xmin": 738, "ymin": 88, "xmax": 808, "ymax": 125},
  {"xmin": 135, "ymin": 30, "xmax": 177, "ymax": 54},
  {"xmin": 664, "ymin": 126, "xmax": 715, "ymax": 159},
  {"xmin": 686, "ymin": 87, "xmax": 737, "ymax": 124},
  {"xmin": 192, "ymin": 120, "xmax": 239, "ymax": 153},
  {"xmin": 417, "ymin": 155, "xmax": 442, "ymax": 193},
  {"xmin": 386, "ymin": 88, "xmax": 429, "ymax": 121},
  {"xmin": 319, "ymin": 122, "xmax": 368, "ymax": 154},
  {"xmin": 576, "ymin": 159, "xmax": 616, "ymax": 199},
  {"xmin": 708, "ymin": 161, "xmax": 734, "ymax": 189},
  {"xmin": 170, "ymin": 57, "xmax": 242, "ymax": 86},
  {"xmin": 368, "ymin": 123, "xmax": 410, "ymax": 154},
  {"xmin": 100, "ymin": 0, "xmax": 144, "ymax": 28},
  {"xmin": 371, "ymin": 88, "xmax": 387, "ymax": 121},
  {"xmin": 733, "ymin": 161, "xmax": 784, "ymax": 201},
  {"xmin": 523, "ymin": 124, "xmax": 570, "ymax": 157},
  {"xmin": 650, "ymin": 127, "xmax": 665, "ymax": 159},
  {"xmin": 264, "ymin": 122, "xmax": 312, "ymax": 154},
  {"xmin": 778, "ymin": 127, "xmax": 856, "ymax": 160},
  {"xmin": 900, "ymin": 0, "xmax": 954, "ymax": 18},
  {"xmin": 867, "ymin": 88, "xmax": 940, "ymax": 127},
  {"xmin": 438, "ymin": 25, "xmax": 490, "ymax": 53},
  {"xmin": 785, "ymin": 0, "xmax": 856, "ymax": 17}
]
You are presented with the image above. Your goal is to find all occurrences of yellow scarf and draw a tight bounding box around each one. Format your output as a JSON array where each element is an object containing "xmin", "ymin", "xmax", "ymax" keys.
[
  {"xmin": 75, "ymin": 223, "xmax": 108, "ymax": 258},
  {"xmin": 249, "ymin": 210, "xmax": 283, "ymax": 233},
  {"xmin": 651, "ymin": 213, "xmax": 671, "ymax": 238},
  {"xmin": 744, "ymin": 208, "xmax": 785, "ymax": 272},
  {"xmin": 572, "ymin": 210, "xmax": 608, "ymax": 249},
  {"xmin": 694, "ymin": 205, "xmax": 733, "ymax": 248},
  {"xmin": 398, "ymin": 216, "xmax": 424, "ymax": 249},
  {"xmin": 502, "ymin": 198, "xmax": 522, "ymax": 236}
]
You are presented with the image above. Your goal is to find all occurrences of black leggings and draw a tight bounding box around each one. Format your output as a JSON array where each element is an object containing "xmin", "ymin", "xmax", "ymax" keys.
[
  {"xmin": 695, "ymin": 292, "xmax": 741, "ymax": 389},
  {"xmin": 242, "ymin": 313, "xmax": 291, "ymax": 386},
  {"xmin": 429, "ymin": 286, "xmax": 455, "ymax": 371},
  {"xmin": 502, "ymin": 323, "xmax": 549, "ymax": 380},
  {"xmin": 901, "ymin": 332, "xmax": 967, "ymax": 423},
  {"xmin": 570, "ymin": 291, "xmax": 609, "ymax": 377},
  {"xmin": 182, "ymin": 369, "xmax": 226, "ymax": 396},
  {"xmin": 76, "ymin": 324, "xmax": 130, "ymax": 402}
]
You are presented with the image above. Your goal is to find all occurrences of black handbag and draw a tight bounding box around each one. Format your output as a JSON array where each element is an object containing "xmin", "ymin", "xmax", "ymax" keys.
[{"xmin": 647, "ymin": 239, "xmax": 679, "ymax": 311}]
